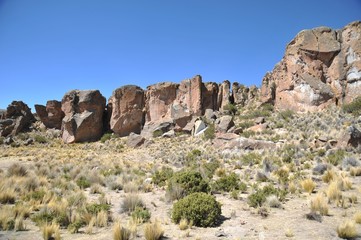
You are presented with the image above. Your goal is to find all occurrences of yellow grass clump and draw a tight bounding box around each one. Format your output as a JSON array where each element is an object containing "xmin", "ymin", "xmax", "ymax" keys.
[
  {"xmin": 113, "ymin": 221, "xmax": 131, "ymax": 240},
  {"xmin": 144, "ymin": 220, "xmax": 164, "ymax": 240},
  {"xmin": 310, "ymin": 193, "xmax": 329, "ymax": 215},
  {"xmin": 326, "ymin": 181, "xmax": 342, "ymax": 202},
  {"xmin": 300, "ymin": 178, "xmax": 316, "ymax": 194},
  {"xmin": 337, "ymin": 220, "xmax": 357, "ymax": 239}
]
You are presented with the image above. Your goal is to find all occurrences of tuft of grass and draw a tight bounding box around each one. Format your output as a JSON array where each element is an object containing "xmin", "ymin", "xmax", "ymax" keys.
[
  {"xmin": 342, "ymin": 96, "xmax": 361, "ymax": 116},
  {"xmin": 285, "ymin": 228, "xmax": 294, "ymax": 237},
  {"xmin": 14, "ymin": 215, "xmax": 26, "ymax": 231},
  {"xmin": 326, "ymin": 181, "xmax": 342, "ymax": 202},
  {"xmin": 96, "ymin": 210, "xmax": 108, "ymax": 227},
  {"xmin": 121, "ymin": 194, "xmax": 144, "ymax": 213},
  {"xmin": 113, "ymin": 221, "xmax": 131, "ymax": 240},
  {"xmin": 42, "ymin": 222, "xmax": 61, "ymax": 240},
  {"xmin": 85, "ymin": 216, "xmax": 96, "ymax": 234},
  {"xmin": 337, "ymin": 220, "xmax": 357, "ymax": 239},
  {"xmin": 310, "ymin": 193, "xmax": 329, "ymax": 216},
  {"xmin": 0, "ymin": 188, "xmax": 16, "ymax": 204},
  {"xmin": 300, "ymin": 178, "xmax": 316, "ymax": 194},
  {"xmin": 288, "ymin": 181, "xmax": 297, "ymax": 194},
  {"xmin": 350, "ymin": 167, "xmax": 361, "ymax": 176},
  {"xmin": 266, "ymin": 195, "xmax": 281, "ymax": 208},
  {"xmin": 144, "ymin": 220, "xmax": 164, "ymax": 240},
  {"xmin": 354, "ymin": 212, "xmax": 361, "ymax": 224},
  {"xmin": 322, "ymin": 169, "xmax": 336, "ymax": 183},
  {"xmin": 179, "ymin": 218, "xmax": 189, "ymax": 230},
  {"xmin": 7, "ymin": 163, "xmax": 28, "ymax": 177}
]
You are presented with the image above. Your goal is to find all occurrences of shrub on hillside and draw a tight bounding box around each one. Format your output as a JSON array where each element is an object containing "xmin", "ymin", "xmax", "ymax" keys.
[
  {"xmin": 152, "ymin": 167, "xmax": 173, "ymax": 187},
  {"xmin": 248, "ymin": 184, "xmax": 285, "ymax": 208},
  {"xmin": 212, "ymin": 172, "xmax": 242, "ymax": 192},
  {"xmin": 172, "ymin": 192, "xmax": 221, "ymax": 227},
  {"xmin": 167, "ymin": 171, "xmax": 209, "ymax": 200},
  {"xmin": 342, "ymin": 97, "xmax": 361, "ymax": 116}
]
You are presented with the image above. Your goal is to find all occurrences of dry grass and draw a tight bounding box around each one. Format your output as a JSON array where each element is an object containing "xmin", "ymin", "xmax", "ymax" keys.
[
  {"xmin": 42, "ymin": 222, "xmax": 61, "ymax": 240},
  {"xmin": 288, "ymin": 181, "xmax": 297, "ymax": 194},
  {"xmin": 14, "ymin": 215, "xmax": 26, "ymax": 231},
  {"xmin": 179, "ymin": 218, "xmax": 188, "ymax": 230},
  {"xmin": 350, "ymin": 167, "xmax": 361, "ymax": 176},
  {"xmin": 121, "ymin": 193, "xmax": 144, "ymax": 213},
  {"xmin": 322, "ymin": 169, "xmax": 336, "ymax": 183},
  {"xmin": 354, "ymin": 212, "xmax": 361, "ymax": 224},
  {"xmin": 144, "ymin": 220, "xmax": 164, "ymax": 240},
  {"xmin": 285, "ymin": 228, "xmax": 294, "ymax": 237},
  {"xmin": 0, "ymin": 206, "xmax": 15, "ymax": 230},
  {"xmin": 310, "ymin": 193, "xmax": 329, "ymax": 215},
  {"xmin": 96, "ymin": 210, "xmax": 108, "ymax": 227},
  {"xmin": 113, "ymin": 221, "xmax": 131, "ymax": 240},
  {"xmin": 326, "ymin": 181, "xmax": 342, "ymax": 202},
  {"xmin": 300, "ymin": 178, "xmax": 316, "ymax": 194},
  {"xmin": 85, "ymin": 216, "xmax": 96, "ymax": 234},
  {"xmin": 337, "ymin": 220, "xmax": 357, "ymax": 239}
]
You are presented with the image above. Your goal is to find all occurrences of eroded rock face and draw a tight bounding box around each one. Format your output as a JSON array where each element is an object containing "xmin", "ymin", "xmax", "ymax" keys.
[
  {"xmin": 108, "ymin": 85, "xmax": 144, "ymax": 136},
  {"xmin": 232, "ymin": 83, "xmax": 259, "ymax": 107},
  {"xmin": 218, "ymin": 80, "xmax": 231, "ymax": 111},
  {"xmin": 0, "ymin": 101, "xmax": 35, "ymax": 137},
  {"xmin": 61, "ymin": 90, "xmax": 106, "ymax": 143},
  {"xmin": 261, "ymin": 21, "xmax": 361, "ymax": 111},
  {"xmin": 35, "ymin": 100, "xmax": 64, "ymax": 129}
]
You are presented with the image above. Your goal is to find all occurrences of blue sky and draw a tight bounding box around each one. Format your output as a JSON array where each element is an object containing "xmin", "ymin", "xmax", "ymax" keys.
[{"xmin": 0, "ymin": 1, "xmax": 360, "ymax": 110}]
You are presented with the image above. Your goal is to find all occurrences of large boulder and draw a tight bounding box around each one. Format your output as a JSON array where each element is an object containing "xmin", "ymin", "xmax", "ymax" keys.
[
  {"xmin": 61, "ymin": 90, "xmax": 106, "ymax": 143},
  {"xmin": 261, "ymin": 21, "xmax": 361, "ymax": 111},
  {"xmin": 218, "ymin": 80, "xmax": 231, "ymax": 111},
  {"xmin": 35, "ymin": 100, "xmax": 64, "ymax": 129},
  {"xmin": 216, "ymin": 115, "xmax": 235, "ymax": 133},
  {"xmin": 108, "ymin": 85, "xmax": 145, "ymax": 136},
  {"xmin": 338, "ymin": 125, "xmax": 361, "ymax": 148},
  {"xmin": 0, "ymin": 101, "xmax": 35, "ymax": 137}
]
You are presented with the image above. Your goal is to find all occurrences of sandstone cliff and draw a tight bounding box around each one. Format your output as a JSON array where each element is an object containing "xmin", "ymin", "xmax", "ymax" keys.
[{"xmin": 261, "ymin": 21, "xmax": 361, "ymax": 111}]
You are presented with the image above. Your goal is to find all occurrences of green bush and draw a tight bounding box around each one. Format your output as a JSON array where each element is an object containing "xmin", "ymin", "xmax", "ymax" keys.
[
  {"xmin": 152, "ymin": 167, "xmax": 174, "ymax": 187},
  {"xmin": 212, "ymin": 172, "xmax": 241, "ymax": 192},
  {"xmin": 278, "ymin": 109, "xmax": 294, "ymax": 121},
  {"xmin": 100, "ymin": 133, "xmax": 112, "ymax": 143},
  {"xmin": 172, "ymin": 192, "xmax": 221, "ymax": 227},
  {"xmin": 326, "ymin": 149, "xmax": 346, "ymax": 166},
  {"xmin": 167, "ymin": 171, "xmax": 209, "ymax": 200},
  {"xmin": 224, "ymin": 103, "xmax": 237, "ymax": 115},
  {"xmin": 201, "ymin": 160, "xmax": 220, "ymax": 178},
  {"xmin": 241, "ymin": 152, "xmax": 262, "ymax": 166},
  {"xmin": 76, "ymin": 176, "xmax": 91, "ymax": 189},
  {"xmin": 131, "ymin": 207, "xmax": 151, "ymax": 223},
  {"xmin": 86, "ymin": 203, "xmax": 110, "ymax": 215},
  {"xmin": 67, "ymin": 220, "xmax": 83, "ymax": 233},
  {"xmin": 248, "ymin": 184, "xmax": 286, "ymax": 208},
  {"xmin": 203, "ymin": 124, "xmax": 215, "ymax": 140},
  {"xmin": 34, "ymin": 135, "xmax": 48, "ymax": 144},
  {"xmin": 342, "ymin": 97, "xmax": 361, "ymax": 116},
  {"xmin": 152, "ymin": 129, "xmax": 163, "ymax": 138}
]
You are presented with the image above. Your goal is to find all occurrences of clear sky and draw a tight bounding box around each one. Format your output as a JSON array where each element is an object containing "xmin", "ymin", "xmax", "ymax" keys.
[{"xmin": 0, "ymin": 0, "xmax": 360, "ymax": 110}]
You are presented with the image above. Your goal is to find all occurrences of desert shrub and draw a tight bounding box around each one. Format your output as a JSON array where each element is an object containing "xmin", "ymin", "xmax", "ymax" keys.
[
  {"xmin": 152, "ymin": 129, "xmax": 163, "ymax": 138},
  {"xmin": 237, "ymin": 120, "xmax": 254, "ymax": 129},
  {"xmin": 100, "ymin": 133, "xmax": 112, "ymax": 143},
  {"xmin": 337, "ymin": 220, "xmax": 357, "ymax": 239},
  {"xmin": 322, "ymin": 169, "xmax": 337, "ymax": 183},
  {"xmin": 326, "ymin": 149, "xmax": 346, "ymax": 166},
  {"xmin": 248, "ymin": 184, "xmax": 285, "ymax": 208},
  {"xmin": 152, "ymin": 167, "xmax": 173, "ymax": 187},
  {"xmin": 279, "ymin": 109, "xmax": 294, "ymax": 121},
  {"xmin": 144, "ymin": 220, "xmax": 164, "ymax": 240},
  {"xmin": 326, "ymin": 181, "xmax": 342, "ymax": 202},
  {"xmin": 212, "ymin": 172, "xmax": 241, "ymax": 192},
  {"xmin": 68, "ymin": 220, "xmax": 83, "ymax": 233},
  {"xmin": 0, "ymin": 206, "xmax": 15, "ymax": 230},
  {"xmin": 121, "ymin": 194, "xmax": 144, "ymax": 213},
  {"xmin": 201, "ymin": 160, "xmax": 220, "ymax": 178},
  {"xmin": 240, "ymin": 130, "xmax": 256, "ymax": 138},
  {"xmin": 167, "ymin": 171, "xmax": 209, "ymax": 200},
  {"xmin": 86, "ymin": 203, "xmax": 110, "ymax": 215},
  {"xmin": 354, "ymin": 212, "xmax": 361, "ymax": 224},
  {"xmin": 342, "ymin": 96, "xmax": 361, "ymax": 116},
  {"xmin": 281, "ymin": 144, "xmax": 297, "ymax": 163},
  {"xmin": 76, "ymin": 176, "xmax": 91, "ymax": 189},
  {"xmin": 224, "ymin": 103, "xmax": 237, "ymax": 115},
  {"xmin": 34, "ymin": 135, "xmax": 48, "ymax": 144},
  {"xmin": 266, "ymin": 195, "xmax": 281, "ymax": 208},
  {"xmin": 131, "ymin": 207, "xmax": 151, "ymax": 223},
  {"xmin": 203, "ymin": 124, "xmax": 215, "ymax": 140},
  {"xmin": 241, "ymin": 152, "xmax": 262, "ymax": 166},
  {"xmin": 172, "ymin": 192, "xmax": 221, "ymax": 227}
]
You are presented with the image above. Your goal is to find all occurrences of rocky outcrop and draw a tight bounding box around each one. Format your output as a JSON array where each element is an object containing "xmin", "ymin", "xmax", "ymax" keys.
[
  {"xmin": 218, "ymin": 80, "xmax": 231, "ymax": 111},
  {"xmin": 0, "ymin": 101, "xmax": 35, "ymax": 137},
  {"xmin": 61, "ymin": 90, "xmax": 106, "ymax": 143},
  {"xmin": 261, "ymin": 21, "xmax": 361, "ymax": 111},
  {"xmin": 108, "ymin": 85, "xmax": 145, "ymax": 136},
  {"xmin": 232, "ymin": 83, "xmax": 259, "ymax": 107},
  {"xmin": 35, "ymin": 100, "xmax": 64, "ymax": 129}
]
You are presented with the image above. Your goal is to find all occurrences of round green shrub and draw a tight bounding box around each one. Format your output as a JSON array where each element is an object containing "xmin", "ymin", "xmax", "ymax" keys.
[
  {"xmin": 172, "ymin": 192, "xmax": 221, "ymax": 227},
  {"xmin": 167, "ymin": 171, "xmax": 209, "ymax": 200}
]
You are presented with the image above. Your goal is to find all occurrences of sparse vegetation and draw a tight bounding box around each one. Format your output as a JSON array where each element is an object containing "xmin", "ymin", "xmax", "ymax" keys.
[{"xmin": 337, "ymin": 220, "xmax": 357, "ymax": 239}]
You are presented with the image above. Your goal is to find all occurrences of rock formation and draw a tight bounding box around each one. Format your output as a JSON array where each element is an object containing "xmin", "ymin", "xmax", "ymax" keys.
[
  {"xmin": 35, "ymin": 100, "xmax": 64, "ymax": 129},
  {"xmin": 0, "ymin": 101, "xmax": 35, "ymax": 137},
  {"xmin": 61, "ymin": 90, "xmax": 106, "ymax": 143},
  {"xmin": 108, "ymin": 85, "xmax": 145, "ymax": 136},
  {"xmin": 261, "ymin": 21, "xmax": 361, "ymax": 111}
]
